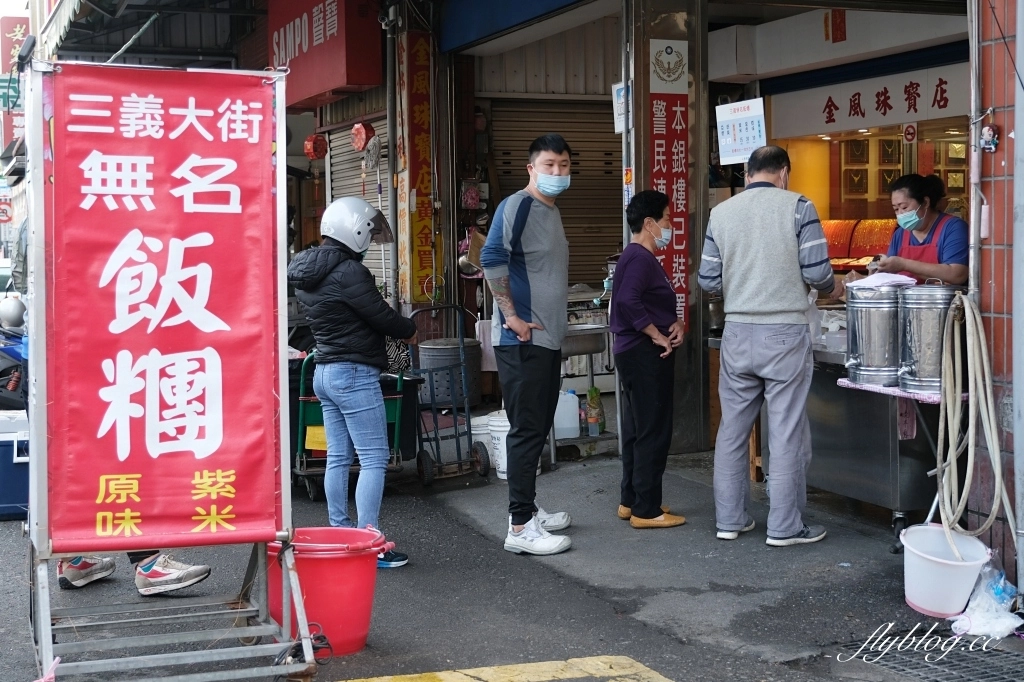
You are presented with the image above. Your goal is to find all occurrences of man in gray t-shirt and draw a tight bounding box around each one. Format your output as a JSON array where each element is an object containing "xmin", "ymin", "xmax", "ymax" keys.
[{"xmin": 480, "ymin": 134, "xmax": 574, "ymax": 556}]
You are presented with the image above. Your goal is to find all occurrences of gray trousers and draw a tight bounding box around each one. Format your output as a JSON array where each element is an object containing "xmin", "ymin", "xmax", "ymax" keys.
[{"xmin": 714, "ymin": 322, "xmax": 813, "ymax": 538}]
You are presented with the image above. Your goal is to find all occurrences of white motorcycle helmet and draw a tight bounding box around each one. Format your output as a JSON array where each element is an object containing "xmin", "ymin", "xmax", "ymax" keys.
[
  {"xmin": 319, "ymin": 197, "xmax": 394, "ymax": 254},
  {"xmin": 0, "ymin": 296, "xmax": 25, "ymax": 329}
]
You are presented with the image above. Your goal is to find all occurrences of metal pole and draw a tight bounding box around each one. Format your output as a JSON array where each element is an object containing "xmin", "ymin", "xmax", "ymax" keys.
[
  {"xmin": 1012, "ymin": 0, "xmax": 1024, "ymax": 590},
  {"xmin": 387, "ymin": 1, "xmax": 400, "ymax": 311},
  {"xmin": 967, "ymin": 0, "xmax": 982, "ymax": 302},
  {"xmin": 615, "ymin": 0, "xmax": 632, "ymax": 459}
]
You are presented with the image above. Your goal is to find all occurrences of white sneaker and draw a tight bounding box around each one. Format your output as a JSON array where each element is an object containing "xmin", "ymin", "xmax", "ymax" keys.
[
  {"xmin": 504, "ymin": 516, "xmax": 572, "ymax": 555},
  {"xmin": 717, "ymin": 519, "xmax": 756, "ymax": 540},
  {"xmin": 535, "ymin": 506, "xmax": 571, "ymax": 532},
  {"xmin": 135, "ymin": 554, "xmax": 211, "ymax": 596}
]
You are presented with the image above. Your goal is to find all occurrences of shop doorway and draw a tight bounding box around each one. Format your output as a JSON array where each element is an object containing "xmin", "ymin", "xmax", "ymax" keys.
[{"xmin": 490, "ymin": 99, "xmax": 621, "ymax": 288}]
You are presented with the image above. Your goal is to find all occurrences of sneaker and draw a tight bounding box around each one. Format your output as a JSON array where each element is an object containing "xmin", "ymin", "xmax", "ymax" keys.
[
  {"xmin": 135, "ymin": 554, "xmax": 212, "ymax": 596},
  {"xmin": 766, "ymin": 524, "xmax": 827, "ymax": 547},
  {"xmin": 504, "ymin": 516, "xmax": 571, "ymax": 556},
  {"xmin": 535, "ymin": 506, "xmax": 571, "ymax": 532},
  {"xmin": 717, "ymin": 519, "xmax": 756, "ymax": 540},
  {"xmin": 378, "ymin": 550, "xmax": 409, "ymax": 568},
  {"xmin": 57, "ymin": 556, "xmax": 116, "ymax": 589}
]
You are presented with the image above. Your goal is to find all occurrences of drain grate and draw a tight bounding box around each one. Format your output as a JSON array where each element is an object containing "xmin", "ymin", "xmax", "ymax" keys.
[{"xmin": 837, "ymin": 634, "xmax": 1024, "ymax": 681}]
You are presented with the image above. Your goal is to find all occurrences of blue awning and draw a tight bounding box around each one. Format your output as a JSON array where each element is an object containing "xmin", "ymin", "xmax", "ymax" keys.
[{"xmin": 439, "ymin": 0, "xmax": 588, "ymax": 53}]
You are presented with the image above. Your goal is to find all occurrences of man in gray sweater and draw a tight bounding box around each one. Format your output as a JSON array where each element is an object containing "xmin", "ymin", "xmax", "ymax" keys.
[{"xmin": 698, "ymin": 145, "xmax": 844, "ymax": 547}]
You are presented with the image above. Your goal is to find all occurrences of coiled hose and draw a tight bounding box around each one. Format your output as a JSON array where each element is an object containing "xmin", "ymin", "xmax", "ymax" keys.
[{"xmin": 936, "ymin": 292, "xmax": 1017, "ymax": 560}]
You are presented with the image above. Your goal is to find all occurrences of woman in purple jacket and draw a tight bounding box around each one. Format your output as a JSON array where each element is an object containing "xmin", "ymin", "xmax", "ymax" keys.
[{"xmin": 610, "ymin": 190, "xmax": 687, "ymax": 529}]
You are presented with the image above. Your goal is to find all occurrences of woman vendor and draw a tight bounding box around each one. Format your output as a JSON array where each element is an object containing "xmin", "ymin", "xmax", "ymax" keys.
[{"xmin": 872, "ymin": 173, "xmax": 968, "ymax": 285}]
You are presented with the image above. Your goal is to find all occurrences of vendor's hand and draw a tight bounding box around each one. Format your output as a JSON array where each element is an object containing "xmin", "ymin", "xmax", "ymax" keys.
[
  {"xmin": 503, "ymin": 315, "xmax": 543, "ymax": 343},
  {"xmin": 829, "ymin": 279, "xmax": 846, "ymax": 301},
  {"xmin": 844, "ymin": 270, "xmax": 866, "ymax": 285},
  {"xmin": 652, "ymin": 333, "xmax": 673, "ymax": 358},
  {"xmin": 875, "ymin": 255, "xmax": 905, "ymax": 274},
  {"xmin": 667, "ymin": 320, "xmax": 685, "ymax": 347}
]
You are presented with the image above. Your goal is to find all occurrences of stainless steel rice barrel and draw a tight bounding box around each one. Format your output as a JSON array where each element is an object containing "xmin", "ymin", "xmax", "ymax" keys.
[
  {"xmin": 898, "ymin": 285, "xmax": 963, "ymax": 393},
  {"xmin": 845, "ymin": 286, "xmax": 902, "ymax": 386}
]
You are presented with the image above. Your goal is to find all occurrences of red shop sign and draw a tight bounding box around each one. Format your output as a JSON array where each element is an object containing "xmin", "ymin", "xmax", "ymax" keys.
[
  {"xmin": 649, "ymin": 39, "xmax": 690, "ymax": 333},
  {"xmin": 43, "ymin": 63, "xmax": 284, "ymax": 553},
  {"xmin": 268, "ymin": 0, "xmax": 382, "ymax": 109}
]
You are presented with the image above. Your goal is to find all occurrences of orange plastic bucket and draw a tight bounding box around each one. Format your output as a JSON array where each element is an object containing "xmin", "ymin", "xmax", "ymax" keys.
[{"xmin": 268, "ymin": 526, "xmax": 393, "ymax": 656}]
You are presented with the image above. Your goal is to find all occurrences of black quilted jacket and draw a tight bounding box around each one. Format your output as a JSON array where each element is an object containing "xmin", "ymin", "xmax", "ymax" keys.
[{"xmin": 287, "ymin": 241, "xmax": 416, "ymax": 369}]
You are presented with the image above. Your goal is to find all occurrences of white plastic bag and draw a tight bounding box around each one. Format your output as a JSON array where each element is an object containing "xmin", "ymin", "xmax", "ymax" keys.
[
  {"xmin": 821, "ymin": 310, "xmax": 847, "ymax": 332},
  {"xmin": 948, "ymin": 560, "xmax": 1023, "ymax": 639},
  {"xmin": 805, "ymin": 290, "xmax": 823, "ymax": 343}
]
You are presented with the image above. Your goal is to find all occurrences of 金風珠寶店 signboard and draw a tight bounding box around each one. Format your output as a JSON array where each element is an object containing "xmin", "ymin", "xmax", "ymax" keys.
[{"xmin": 770, "ymin": 63, "xmax": 968, "ymax": 139}]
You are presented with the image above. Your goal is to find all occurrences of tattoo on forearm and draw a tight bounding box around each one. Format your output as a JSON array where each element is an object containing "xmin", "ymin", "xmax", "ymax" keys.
[{"xmin": 487, "ymin": 276, "xmax": 517, "ymax": 320}]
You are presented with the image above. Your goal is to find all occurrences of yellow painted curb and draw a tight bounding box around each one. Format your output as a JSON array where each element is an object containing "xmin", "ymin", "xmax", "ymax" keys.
[{"xmin": 338, "ymin": 655, "xmax": 672, "ymax": 682}]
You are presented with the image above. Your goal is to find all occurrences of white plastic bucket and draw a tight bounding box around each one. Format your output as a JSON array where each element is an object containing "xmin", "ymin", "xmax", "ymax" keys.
[
  {"xmin": 469, "ymin": 415, "xmax": 493, "ymax": 463},
  {"xmin": 901, "ymin": 524, "xmax": 991, "ymax": 618},
  {"xmin": 487, "ymin": 410, "xmax": 540, "ymax": 481}
]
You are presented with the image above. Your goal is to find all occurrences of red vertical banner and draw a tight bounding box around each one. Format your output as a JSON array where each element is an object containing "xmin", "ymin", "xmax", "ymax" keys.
[
  {"xmin": 648, "ymin": 39, "xmax": 690, "ymax": 332},
  {"xmin": 405, "ymin": 31, "xmax": 435, "ymax": 302},
  {"xmin": 44, "ymin": 63, "xmax": 282, "ymax": 552}
]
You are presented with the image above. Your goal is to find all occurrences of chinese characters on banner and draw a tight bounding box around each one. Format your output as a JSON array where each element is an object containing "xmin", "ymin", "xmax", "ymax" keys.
[
  {"xmin": 771, "ymin": 63, "xmax": 968, "ymax": 139},
  {"xmin": 0, "ymin": 15, "xmax": 28, "ymax": 147},
  {"xmin": 649, "ymin": 39, "xmax": 689, "ymax": 332},
  {"xmin": 0, "ymin": 15, "xmax": 28, "ymax": 73},
  {"xmin": 402, "ymin": 31, "xmax": 435, "ymax": 302},
  {"xmin": 45, "ymin": 63, "xmax": 282, "ymax": 552}
]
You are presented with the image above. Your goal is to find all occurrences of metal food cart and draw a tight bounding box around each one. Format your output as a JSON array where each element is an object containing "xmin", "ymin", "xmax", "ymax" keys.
[{"xmin": 707, "ymin": 340, "xmax": 940, "ymax": 542}]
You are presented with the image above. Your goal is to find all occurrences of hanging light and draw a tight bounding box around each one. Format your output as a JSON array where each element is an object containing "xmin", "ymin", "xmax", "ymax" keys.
[
  {"xmin": 351, "ymin": 122, "xmax": 375, "ymax": 152},
  {"xmin": 304, "ymin": 134, "xmax": 329, "ymax": 198}
]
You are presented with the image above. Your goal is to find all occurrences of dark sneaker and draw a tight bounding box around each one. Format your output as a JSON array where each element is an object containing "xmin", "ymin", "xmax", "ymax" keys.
[
  {"xmin": 717, "ymin": 519, "xmax": 756, "ymax": 541},
  {"xmin": 58, "ymin": 556, "xmax": 116, "ymax": 589},
  {"xmin": 378, "ymin": 550, "xmax": 409, "ymax": 568},
  {"xmin": 766, "ymin": 524, "xmax": 827, "ymax": 547}
]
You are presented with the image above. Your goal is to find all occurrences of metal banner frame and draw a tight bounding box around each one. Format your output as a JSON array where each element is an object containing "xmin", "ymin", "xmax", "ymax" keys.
[{"xmin": 25, "ymin": 60, "xmax": 316, "ymax": 682}]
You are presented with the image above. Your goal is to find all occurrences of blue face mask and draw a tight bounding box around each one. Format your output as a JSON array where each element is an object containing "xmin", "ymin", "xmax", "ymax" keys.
[
  {"xmin": 648, "ymin": 223, "xmax": 671, "ymax": 249},
  {"xmin": 896, "ymin": 205, "xmax": 923, "ymax": 231},
  {"xmin": 535, "ymin": 172, "xmax": 571, "ymax": 197}
]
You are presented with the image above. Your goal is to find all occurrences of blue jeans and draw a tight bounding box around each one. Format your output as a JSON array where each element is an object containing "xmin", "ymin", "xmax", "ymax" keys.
[{"xmin": 313, "ymin": 362, "xmax": 390, "ymax": 530}]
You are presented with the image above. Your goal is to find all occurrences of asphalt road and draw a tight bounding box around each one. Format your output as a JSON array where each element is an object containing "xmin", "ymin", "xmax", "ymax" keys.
[{"xmin": 2, "ymin": 453, "xmax": 1015, "ymax": 682}]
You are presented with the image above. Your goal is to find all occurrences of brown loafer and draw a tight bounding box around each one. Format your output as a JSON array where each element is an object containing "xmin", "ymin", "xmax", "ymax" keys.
[
  {"xmin": 618, "ymin": 505, "xmax": 670, "ymax": 520},
  {"xmin": 630, "ymin": 513, "xmax": 686, "ymax": 529}
]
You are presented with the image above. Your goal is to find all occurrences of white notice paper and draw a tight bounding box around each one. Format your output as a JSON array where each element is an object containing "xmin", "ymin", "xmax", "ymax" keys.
[{"xmin": 716, "ymin": 98, "xmax": 766, "ymax": 165}]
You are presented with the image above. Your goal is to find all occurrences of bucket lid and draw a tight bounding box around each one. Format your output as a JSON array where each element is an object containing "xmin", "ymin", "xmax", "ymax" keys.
[
  {"xmin": 847, "ymin": 286, "xmax": 901, "ymax": 302},
  {"xmin": 420, "ymin": 337, "xmax": 482, "ymax": 349},
  {"xmin": 488, "ymin": 410, "xmax": 508, "ymax": 424},
  {"xmin": 899, "ymin": 284, "xmax": 965, "ymax": 301}
]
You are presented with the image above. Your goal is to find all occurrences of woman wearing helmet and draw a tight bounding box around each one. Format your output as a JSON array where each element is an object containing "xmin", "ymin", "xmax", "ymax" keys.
[{"xmin": 288, "ymin": 197, "xmax": 417, "ymax": 568}]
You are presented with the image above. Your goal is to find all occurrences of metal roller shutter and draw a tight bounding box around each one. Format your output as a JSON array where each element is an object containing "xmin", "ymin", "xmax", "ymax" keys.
[
  {"xmin": 491, "ymin": 100, "xmax": 621, "ymax": 287},
  {"xmin": 328, "ymin": 117, "xmax": 392, "ymax": 292}
]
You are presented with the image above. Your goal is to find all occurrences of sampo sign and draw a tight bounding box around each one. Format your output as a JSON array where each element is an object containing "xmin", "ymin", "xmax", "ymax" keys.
[{"xmin": 269, "ymin": 0, "xmax": 382, "ymax": 109}]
